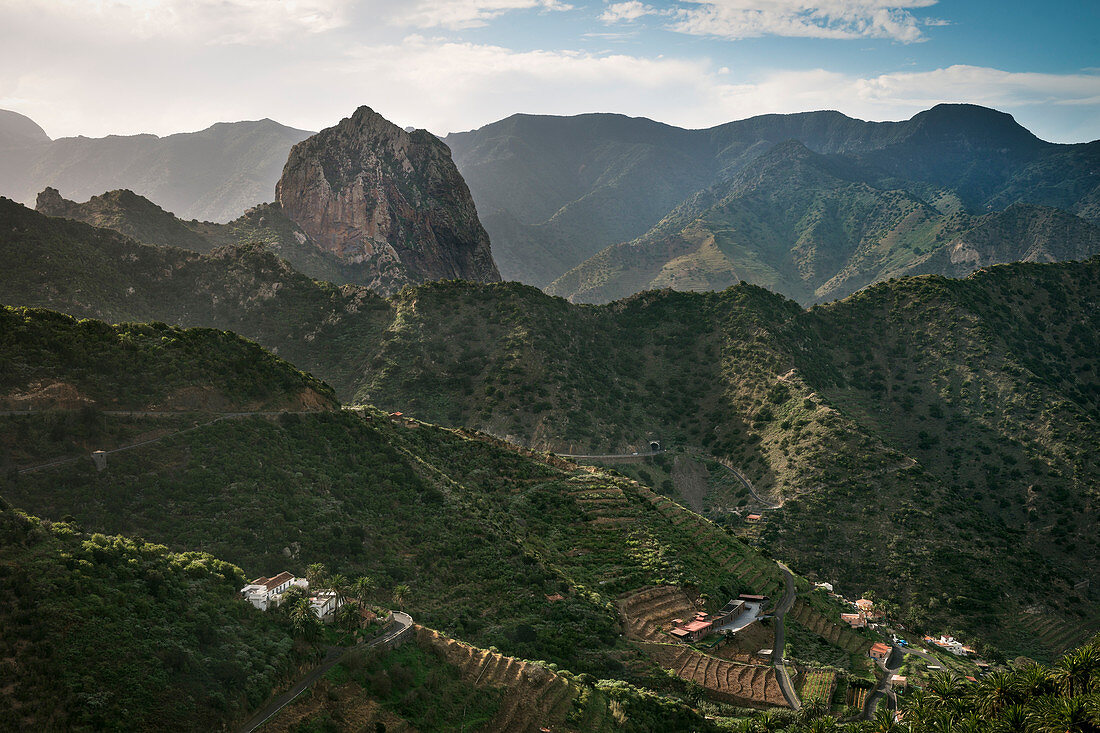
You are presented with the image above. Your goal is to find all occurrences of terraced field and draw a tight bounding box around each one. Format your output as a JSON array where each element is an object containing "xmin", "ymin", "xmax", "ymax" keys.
[
  {"xmin": 795, "ymin": 668, "xmax": 837, "ymax": 704},
  {"xmin": 1017, "ymin": 612, "xmax": 1099, "ymax": 658},
  {"xmin": 617, "ymin": 585, "xmax": 699, "ymax": 641},
  {"xmin": 638, "ymin": 642, "xmax": 788, "ymax": 708},
  {"xmin": 790, "ymin": 599, "xmax": 873, "ymax": 655},
  {"xmin": 631, "ymin": 482, "xmax": 782, "ymax": 595},
  {"xmin": 415, "ymin": 625, "xmax": 587, "ymax": 733}
]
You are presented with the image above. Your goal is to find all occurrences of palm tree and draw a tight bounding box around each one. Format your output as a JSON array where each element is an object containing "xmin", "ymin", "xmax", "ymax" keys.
[
  {"xmin": 305, "ymin": 562, "xmax": 326, "ymax": 590},
  {"xmin": 1011, "ymin": 663, "xmax": 1055, "ymax": 700},
  {"xmin": 926, "ymin": 670, "xmax": 966, "ymax": 714},
  {"xmin": 353, "ymin": 575, "xmax": 375, "ymax": 607},
  {"xmin": 867, "ymin": 705, "xmax": 900, "ymax": 732},
  {"xmin": 990, "ymin": 703, "xmax": 1029, "ymax": 733},
  {"xmin": 1027, "ymin": 695, "xmax": 1093, "ymax": 733},
  {"xmin": 1051, "ymin": 643, "xmax": 1100, "ymax": 698},
  {"xmin": 328, "ymin": 573, "xmax": 348, "ymax": 605},
  {"xmin": 393, "ymin": 583, "xmax": 410, "ymax": 610},
  {"xmin": 798, "ymin": 698, "xmax": 829, "ymax": 723},
  {"xmin": 972, "ymin": 670, "xmax": 1019, "ymax": 716}
]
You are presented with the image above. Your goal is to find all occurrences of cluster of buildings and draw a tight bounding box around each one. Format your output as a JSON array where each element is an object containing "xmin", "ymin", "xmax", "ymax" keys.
[
  {"xmin": 840, "ymin": 597, "xmax": 881, "ymax": 629},
  {"xmin": 668, "ymin": 594, "xmax": 763, "ymax": 643},
  {"xmin": 923, "ymin": 634, "xmax": 978, "ymax": 657},
  {"xmin": 239, "ymin": 571, "xmax": 345, "ymax": 620}
]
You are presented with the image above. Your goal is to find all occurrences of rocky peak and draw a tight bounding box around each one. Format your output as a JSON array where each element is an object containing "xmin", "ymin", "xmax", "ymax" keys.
[{"xmin": 275, "ymin": 106, "xmax": 500, "ymax": 295}]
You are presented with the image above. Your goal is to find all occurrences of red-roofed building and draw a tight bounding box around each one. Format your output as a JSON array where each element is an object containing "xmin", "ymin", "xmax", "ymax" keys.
[
  {"xmin": 870, "ymin": 642, "xmax": 891, "ymax": 661},
  {"xmin": 240, "ymin": 571, "xmax": 308, "ymax": 611},
  {"xmin": 841, "ymin": 613, "xmax": 866, "ymax": 628},
  {"xmin": 545, "ymin": 593, "xmax": 565, "ymax": 602}
]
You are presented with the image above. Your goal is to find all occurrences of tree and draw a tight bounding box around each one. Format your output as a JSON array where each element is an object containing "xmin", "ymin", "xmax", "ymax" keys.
[
  {"xmin": 305, "ymin": 562, "xmax": 327, "ymax": 590},
  {"xmin": 288, "ymin": 597, "xmax": 320, "ymax": 639},
  {"xmin": 353, "ymin": 576, "xmax": 376, "ymax": 608},
  {"xmin": 392, "ymin": 584, "xmax": 410, "ymax": 610},
  {"xmin": 328, "ymin": 573, "xmax": 348, "ymax": 605},
  {"xmin": 1051, "ymin": 643, "xmax": 1100, "ymax": 698}
]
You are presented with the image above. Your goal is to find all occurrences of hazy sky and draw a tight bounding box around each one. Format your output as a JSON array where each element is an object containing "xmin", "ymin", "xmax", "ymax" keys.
[{"xmin": 1, "ymin": 0, "xmax": 1098, "ymax": 142}]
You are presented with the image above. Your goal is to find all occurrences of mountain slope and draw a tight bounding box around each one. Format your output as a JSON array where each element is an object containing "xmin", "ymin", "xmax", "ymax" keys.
[
  {"xmin": 448, "ymin": 104, "xmax": 1098, "ymax": 294},
  {"xmin": 0, "ymin": 498, "xmax": 308, "ymax": 731},
  {"xmin": 276, "ymin": 106, "xmax": 501, "ymax": 295},
  {"xmin": 546, "ymin": 141, "xmax": 1100, "ymax": 304},
  {"xmin": 2, "ymin": 199, "xmax": 1096, "ymax": 659},
  {"xmin": 0, "ymin": 305, "xmax": 336, "ymax": 411},
  {"xmin": 0, "ymin": 113, "xmax": 311, "ymax": 222}
]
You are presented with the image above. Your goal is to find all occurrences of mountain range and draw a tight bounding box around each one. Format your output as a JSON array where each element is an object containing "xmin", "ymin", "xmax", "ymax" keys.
[
  {"xmin": 6, "ymin": 103, "xmax": 1098, "ymax": 305},
  {"xmin": 0, "ymin": 110, "xmax": 311, "ymax": 223},
  {"xmin": 3, "ymin": 100, "xmax": 1100, "ymax": 729}
]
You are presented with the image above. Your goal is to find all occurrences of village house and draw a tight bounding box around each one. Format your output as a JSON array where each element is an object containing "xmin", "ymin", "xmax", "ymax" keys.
[
  {"xmin": 308, "ymin": 590, "xmax": 344, "ymax": 620},
  {"xmin": 711, "ymin": 599, "xmax": 745, "ymax": 627},
  {"xmin": 841, "ymin": 612, "xmax": 867, "ymax": 628},
  {"xmin": 669, "ymin": 598, "xmax": 749, "ymax": 643},
  {"xmin": 240, "ymin": 572, "xmax": 308, "ymax": 611},
  {"xmin": 746, "ymin": 513, "xmax": 763, "ymax": 523},
  {"xmin": 869, "ymin": 642, "xmax": 892, "ymax": 661}
]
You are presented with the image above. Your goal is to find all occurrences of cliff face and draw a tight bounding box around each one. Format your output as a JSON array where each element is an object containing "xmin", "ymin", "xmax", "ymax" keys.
[{"xmin": 275, "ymin": 106, "xmax": 500, "ymax": 294}]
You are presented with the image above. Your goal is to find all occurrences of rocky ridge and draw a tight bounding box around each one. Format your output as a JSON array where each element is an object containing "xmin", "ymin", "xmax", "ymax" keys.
[{"xmin": 276, "ymin": 106, "xmax": 500, "ymax": 295}]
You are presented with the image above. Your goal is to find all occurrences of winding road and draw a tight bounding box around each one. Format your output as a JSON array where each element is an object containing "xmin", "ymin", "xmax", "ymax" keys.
[
  {"xmin": 861, "ymin": 645, "xmax": 903, "ymax": 720},
  {"xmin": 771, "ymin": 563, "xmax": 801, "ymax": 710},
  {"xmin": 237, "ymin": 611, "xmax": 413, "ymax": 733}
]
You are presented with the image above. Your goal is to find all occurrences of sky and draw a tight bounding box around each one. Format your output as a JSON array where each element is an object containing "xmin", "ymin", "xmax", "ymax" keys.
[{"xmin": 1, "ymin": 0, "xmax": 1098, "ymax": 142}]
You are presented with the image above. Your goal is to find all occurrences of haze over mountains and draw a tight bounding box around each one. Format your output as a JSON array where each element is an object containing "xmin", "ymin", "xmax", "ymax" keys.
[
  {"xmin": 0, "ymin": 109, "xmax": 310, "ymax": 222},
  {"xmin": 6, "ymin": 103, "xmax": 1099, "ymax": 306}
]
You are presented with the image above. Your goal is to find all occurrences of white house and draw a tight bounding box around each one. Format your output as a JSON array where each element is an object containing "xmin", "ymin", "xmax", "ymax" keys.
[
  {"xmin": 240, "ymin": 572, "xmax": 308, "ymax": 611},
  {"xmin": 309, "ymin": 590, "xmax": 345, "ymax": 620}
]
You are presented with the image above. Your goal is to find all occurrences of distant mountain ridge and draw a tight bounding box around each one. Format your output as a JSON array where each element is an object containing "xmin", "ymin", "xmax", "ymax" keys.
[
  {"xmin": 545, "ymin": 138, "xmax": 1100, "ymax": 304},
  {"xmin": 447, "ymin": 104, "xmax": 1100, "ymax": 298},
  {"xmin": 0, "ymin": 110, "xmax": 312, "ymax": 222}
]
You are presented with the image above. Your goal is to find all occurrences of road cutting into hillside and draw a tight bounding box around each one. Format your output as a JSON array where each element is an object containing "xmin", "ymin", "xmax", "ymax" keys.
[{"xmin": 771, "ymin": 563, "xmax": 801, "ymax": 710}]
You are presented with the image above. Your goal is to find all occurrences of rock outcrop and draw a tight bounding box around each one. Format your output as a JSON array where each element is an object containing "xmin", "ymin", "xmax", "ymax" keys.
[{"xmin": 275, "ymin": 106, "xmax": 500, "ymax": 294}]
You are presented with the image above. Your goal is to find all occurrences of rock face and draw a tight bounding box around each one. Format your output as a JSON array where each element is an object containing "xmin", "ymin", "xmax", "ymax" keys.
[{"xmin": 276, "ymin": 106, "xmax": 500, "ymax": 294}]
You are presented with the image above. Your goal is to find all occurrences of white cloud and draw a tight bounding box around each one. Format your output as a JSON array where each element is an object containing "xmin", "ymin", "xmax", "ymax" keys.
[
  {"xmin": 669, "ymin": 0, "xmax": 937, "ymax": 43},
  {"xmin": 600, "ymin": 1, "xmax": 658, "ymax": 23},
  {"xmin": 0, "ymin": 0, "xmax": 355, "ymax": 44},
  {"xmin": 393, "ymin": 0, "xmax": 573, "ymax": 30}
]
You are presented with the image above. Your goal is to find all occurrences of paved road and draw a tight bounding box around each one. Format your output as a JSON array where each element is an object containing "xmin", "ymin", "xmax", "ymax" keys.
[
  {"xmin": 238, "ymin": 612, "xmax": 413, "ymax": 733},
  {"xmin": 861, "ymin": 645, "xmax": 903, "ymax": 720},
  {"xmin": 771, "ymin": 563, "xmax": 801, "ymax": 710},
  {"xmin": 708, "ymin": 456, "xmax": 780, "ymax": 509},
  {"xmin": 558, "ymin": 450, "xmax": 662, "ymax": 459}
]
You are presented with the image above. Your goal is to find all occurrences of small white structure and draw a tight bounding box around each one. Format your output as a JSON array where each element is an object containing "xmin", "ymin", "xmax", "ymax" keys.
[
  {"xmin": 935, "ymin": 635, "xmax": 967, "ymax": 656},
  {"xmin": 240, "ymin": 572, "xmax": 308, "ymax": 611},
  {"xmin": 814, "ymin": 582, "xmax": 834, "ymax": 593},
  {"xmin": 309, "ymin": 590, "xmax": 345, "ymax": 620}
]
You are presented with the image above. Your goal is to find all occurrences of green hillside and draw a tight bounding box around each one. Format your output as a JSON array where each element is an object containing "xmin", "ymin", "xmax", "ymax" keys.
[
  {"xmin": 0, "ymin": 305, "xmax": 336, "ymax": 411},
  {"xmin": 0, "ymin": 497, "xmax": 308, "ymax": 731},
  {"xmin": 1, "ymin": 199, "xmax": 1096, "ymax": 659}
]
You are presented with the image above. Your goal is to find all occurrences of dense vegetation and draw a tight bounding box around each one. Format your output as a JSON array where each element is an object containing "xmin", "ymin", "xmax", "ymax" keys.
[
  {"xmin": 2, "ymin": 196, "xmax": 1096, "ymax": 659},
  {"xmin": 723, "ymin": 634, "xmax": 1100, "ymax": 732},
  {"xmin": 0, "ymin": 497, "xmax": 307, "ymax": 731},
  {"xmin": 0, "ymin": 305, "xmax": 336, "ymax": 411},
  {"xmin": 4, "ymin": 407, "xmax": 780, "ymax": 682}
]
